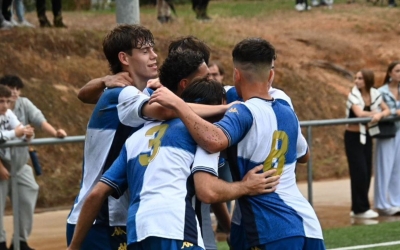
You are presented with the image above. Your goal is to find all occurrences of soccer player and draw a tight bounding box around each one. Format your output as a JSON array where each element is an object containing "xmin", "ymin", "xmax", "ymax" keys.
[
  {"xmin": 149, "ymin": 38, "xmax": 325, "ymax": 250},
  {"xmin": 67, "ymin": 51, "xmax": 279, "ymax": 250},
  {"xmin": 69, "ymin": 32, "xmax": 242, "ymax": 249},
  {"xmin": 67, "ymin": 26, "xmax": 235, "ymax": 249}
]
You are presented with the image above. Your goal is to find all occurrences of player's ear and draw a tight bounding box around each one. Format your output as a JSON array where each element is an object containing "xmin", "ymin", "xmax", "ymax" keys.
[
  {"xmin": 233, "ymin": 68, "xmax": 240, "ymax": 83},
  {"xmin": 268, "ymin": 68, "xmax": 275, "ymax": 85},
  {"xmin": 118, "ymin": 52, "xmax": 129, "ymax": 66},
  {"xmin": 179, "ymin": 78, "xmax": 189, "ymax": 90}
]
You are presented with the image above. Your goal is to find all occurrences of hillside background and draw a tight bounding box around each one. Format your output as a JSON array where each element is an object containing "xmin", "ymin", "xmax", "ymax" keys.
[{"xmin": 1, "ymin": 0, "xmax": 399, "ymax": 208}]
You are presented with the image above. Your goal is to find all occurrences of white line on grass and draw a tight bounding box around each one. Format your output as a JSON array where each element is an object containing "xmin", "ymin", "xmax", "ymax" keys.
[{"xmin": 329, "ymin": 240, "xmax": 400, "ymax": 250}]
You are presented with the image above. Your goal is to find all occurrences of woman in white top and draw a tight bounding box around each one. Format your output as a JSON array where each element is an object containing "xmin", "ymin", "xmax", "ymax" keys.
[
  {"xmin": 344, "ymin": 69, "xmax": 390, "ymax": 219},
  {"xmin": 374, "ymin": 61, "xmax": 400, "ymax": 216}
]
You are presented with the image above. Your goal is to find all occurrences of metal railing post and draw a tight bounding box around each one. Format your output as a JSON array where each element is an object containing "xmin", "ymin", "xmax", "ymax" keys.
[
  {"xmin": 306, "ymin": 126, "xmax": 313, "ymax": 206},
  {"xmin": 10, "ymin": 146, "xmax": 20, "ymax": 250}
]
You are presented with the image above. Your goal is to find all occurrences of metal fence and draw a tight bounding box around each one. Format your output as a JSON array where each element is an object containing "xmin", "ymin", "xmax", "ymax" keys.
[{"xmin": 1, "ymin": 116, "xmax": 399, "ymax": 249}]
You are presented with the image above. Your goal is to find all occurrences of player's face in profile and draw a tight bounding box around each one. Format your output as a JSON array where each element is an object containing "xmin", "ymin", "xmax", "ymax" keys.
[
  {"xmin": 354, "ymin": 71, "xmax": 365, "ymax": 90},
  {"xmin": 127, "ymin": 44, "xmax": 159, "ymax": 85},
  {"xmin": 0, "ymin": 97, "xmax": 10, "ymax": 115}
]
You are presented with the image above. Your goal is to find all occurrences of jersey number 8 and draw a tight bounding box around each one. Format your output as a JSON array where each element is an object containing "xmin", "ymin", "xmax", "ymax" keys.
[{"xmin": 263, "ymin": 130, "xmax": 288, "ymax": 176}]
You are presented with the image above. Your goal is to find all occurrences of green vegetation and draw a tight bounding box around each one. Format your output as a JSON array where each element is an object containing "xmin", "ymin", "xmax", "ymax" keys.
[{"xmin": 217, "ymin": 221, "xmax": 400, "ymax": 249}]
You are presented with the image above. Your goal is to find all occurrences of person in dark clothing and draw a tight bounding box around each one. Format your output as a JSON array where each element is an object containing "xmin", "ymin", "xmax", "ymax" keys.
[
  {"xmin": 36, "ymin": 0, "xmax": 66, "ymax": 28},
  {"xmin": 192, "ymin": 0, "xmax": 210, "ymax": 20}
]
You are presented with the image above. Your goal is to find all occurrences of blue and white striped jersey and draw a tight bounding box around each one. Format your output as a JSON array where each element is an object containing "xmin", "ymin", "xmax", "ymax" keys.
[
  {"xmin": 215, "ymin": 97, "xmax": 323, "ymax": 247},
  {"xmin": 100, "ymin": 118, "xmax": 220, "ymax": 248},
  {"xmin": 67, "ymin": 86, "xmax": 150, "ymax": 226}
]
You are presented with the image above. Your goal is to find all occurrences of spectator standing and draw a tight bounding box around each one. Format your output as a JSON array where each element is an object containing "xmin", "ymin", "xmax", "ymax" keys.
[
  {"xmin": 388, "ymin": 0, "xmax": 397, "ymax": 7},
  {"xmin": 35, "ymin": 0, "xmax": 66, "ymax": 28},
  {"xmin": 0, "ymin": 75, "xmax": 67, "ymax": 250},
  {"xmin": 0, "ymin": 0, "xmax": 13, "ymax": 30},
  {"xmin": 344, "ymin": 69, "xmax": 390, "ymax": 219},
  {"xmin": 192, "ymin": 0, "xmax": 210, "ymax": 20},
  {"xmin": 295, "ymin": 0, "xmax": 310, "ymax": 11},
  {"xmin": 156, "ymin": 0, "xmax": 171, "ymax": 23},
  {"xmin": 1, "ymin": 0, "xmax": 34, "ymax": 27},
  {"xmin": 374, "ymin": 61, "xmax": 400, "ymax": 216}
]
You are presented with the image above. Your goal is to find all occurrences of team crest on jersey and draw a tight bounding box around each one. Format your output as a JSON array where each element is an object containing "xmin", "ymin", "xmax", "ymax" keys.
[
  {"xmin": 181, "ymin": 241, "xmax": 194, "ymax": 248},
  {"xmin": 112, "ymin": 227, "xmax": 126, "ymax": 236},
  {"xmin": 118, "ymin": 243, "xmax": 127, "ymax": 250},
  {"xmin": 228, "ymin": 107, "xmax": 239, "ymax": 114}
]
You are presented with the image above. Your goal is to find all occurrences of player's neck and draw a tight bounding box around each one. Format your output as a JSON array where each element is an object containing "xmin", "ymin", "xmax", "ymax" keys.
[{"xmin": 241, "ymin": 81, "xmax": 271, "ymax": 101}]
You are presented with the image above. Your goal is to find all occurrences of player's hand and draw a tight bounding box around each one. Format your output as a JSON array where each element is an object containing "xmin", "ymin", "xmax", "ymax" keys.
[
  {"xmin": 242, "ymin": 165, "xmax": 280, "ymax": 196},
  {"xmin": 14, "ymin": 125, "xmax": 25, "ymax": 137},
  {"xmin": 228, "ymin": 101, "xmax": 241, "ymax": 107},
  {"xmin": 148, "ymin": 86, "xmax": 185, "ymax": 109},
  {"xmin": 55, "ymin": 129, "xmax": 67, "ymax": 138},
  {"xmin": 103, "ymin": 72, "xmax": 133, "ymax": 88},
  {"xmin": 0, "ymin": 165, "xmax": 10, "ymax": 180},
  {"xmin": 147, "ymin": 78, "xmax": 163, "ymax": 89},
  {"xmin": 371, "ymin": 113, "xmax": 383, "ymax": 123}
]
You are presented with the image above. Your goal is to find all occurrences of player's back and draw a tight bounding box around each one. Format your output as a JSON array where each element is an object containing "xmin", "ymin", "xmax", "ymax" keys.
[
  {"xmin": 121, "ymin": 118, "xmax": 206, "ymax": 248},
  {"xmin": 235, "ymin": 98, "xmax": 322, "ymax": 246}
]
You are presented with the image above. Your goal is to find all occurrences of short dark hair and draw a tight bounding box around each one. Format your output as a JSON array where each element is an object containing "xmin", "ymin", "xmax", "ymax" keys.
[
  {"xmin": 168, "ymin": 36, "xmax": 210, "ymax": 65},
  {"xmin": 0, "ymin": 85, "xmax": 12, "ymax": 98},
  {"xmin": 0, "ymin": 75, "xmax": 24, "ymax": 89},
  {"xmin": 103, "ymin": 24, "xmax": 155, "ymax": 74},
  {"xmin": 232, "ymin": 38, "xmax": 276, "ymax": 68},
  {"xmin": 360, "ymin": 69, "xmax": 375, "ymax": 91},
  {"xmin": 159, "ymin": 50, "xmax": 205, "ymax": 94},
  {"xmin": 181, "ymin": 78, "xmax": 226, "ymax": 105},
  {"xmin": 383, "ymin": 61, "xmax": 400, "ymax": 85},
  {"xmin": 208, "ymin": 61, "xmax": 225, "ymax": 76}
]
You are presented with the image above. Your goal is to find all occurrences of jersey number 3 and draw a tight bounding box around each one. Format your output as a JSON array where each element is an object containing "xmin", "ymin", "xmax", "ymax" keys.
[
  {"xmin": 263, "ymin": 130, "xmax": 288, "ymax": 175},
  {"xmin": 139, "ymin": 124, "xmax": 169, "ymax": 167}
]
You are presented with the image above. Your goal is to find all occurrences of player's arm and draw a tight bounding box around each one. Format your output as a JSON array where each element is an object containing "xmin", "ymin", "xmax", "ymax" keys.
[
  {"xmin": 78, "ymin": 73, "xmax": 133, "ymax": 104},
  {"xmin": 149, "ymin": 87, "xmax": 249, "ymax": 153},
  {"xmin": 67, "ymin": 182, "xmax": 114, "ymax": 250},
  {"xmin": 297, "ymin": 130, "xmax": 310, "ymax": 164},
  {"xmin": 141, "ymin": 86, "xmax": 234, "ymax": 121},
  {"xmin": 211, "ymin": 202, "xmax": 231, "ymax": 233},
  {"xmin": 194, "ymin": 165, "xmax": 279, "ymax": 204}
]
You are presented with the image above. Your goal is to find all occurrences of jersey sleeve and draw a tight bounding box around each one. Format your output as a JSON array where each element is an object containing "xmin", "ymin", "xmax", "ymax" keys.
[
  {"xmin": 100, "ymin": 145, "xmax": 129, "ymax": 199},
  {"xmin": 296, "ymin": 129, "xmax": 308, "ymax": 159},
  {"xmin": 117, "ymin": 86, "xmax": 152, "ymax": 127},
  {"xmin": 192, "ymin": 146, "xmax": 220, "ymax": 177},
  {"xmin": 214, "ymin": 103, "xmax": 253, "ymax": 147}
]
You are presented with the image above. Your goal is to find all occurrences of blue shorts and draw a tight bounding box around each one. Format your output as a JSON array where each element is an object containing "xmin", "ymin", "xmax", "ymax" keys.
[
  {"xmin": 66, "ymin": 223, "xmax": 127, "ymax": 250},
  {"xmin": 250, "ymin": 236, "xmax": 326, "ymax": 250},
  {"xmin": 128, "ymin": 237, "xmax": 204, "ymax": 250},
  {"xmin": 229, "ymin": 222, "xmax": 247, "ymax": 250}
]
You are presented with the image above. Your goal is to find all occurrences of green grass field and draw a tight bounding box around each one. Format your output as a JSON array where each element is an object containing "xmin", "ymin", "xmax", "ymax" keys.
[{"xmin": 216, "ymin": 221, "xmax": 400, "ymax": 249}]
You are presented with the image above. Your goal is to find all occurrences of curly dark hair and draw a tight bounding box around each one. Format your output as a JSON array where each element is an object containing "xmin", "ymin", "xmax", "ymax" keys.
[
  {"xmin": 0, "ymin": 75, "xmax": 24, "ymax": 89},
  {"xmin": 168, "ymin": 36, "xmax": 210, "ymax": 65},
  {"xmin": 181, "ymin": 78, "xmax": 226, "ymax": 105},
  {"xmin": 159, "ymin": 50, "xmax": 205, "ymax": 93},
  {"xmin": 103, "ymin": 24, "xmax": 154, "ymax": 74}
]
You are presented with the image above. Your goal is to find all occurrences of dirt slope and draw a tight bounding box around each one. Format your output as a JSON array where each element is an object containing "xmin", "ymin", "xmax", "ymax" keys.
[{"xmin": 0, "ymin": 3, "xmax": 399, "ymax": 208}]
